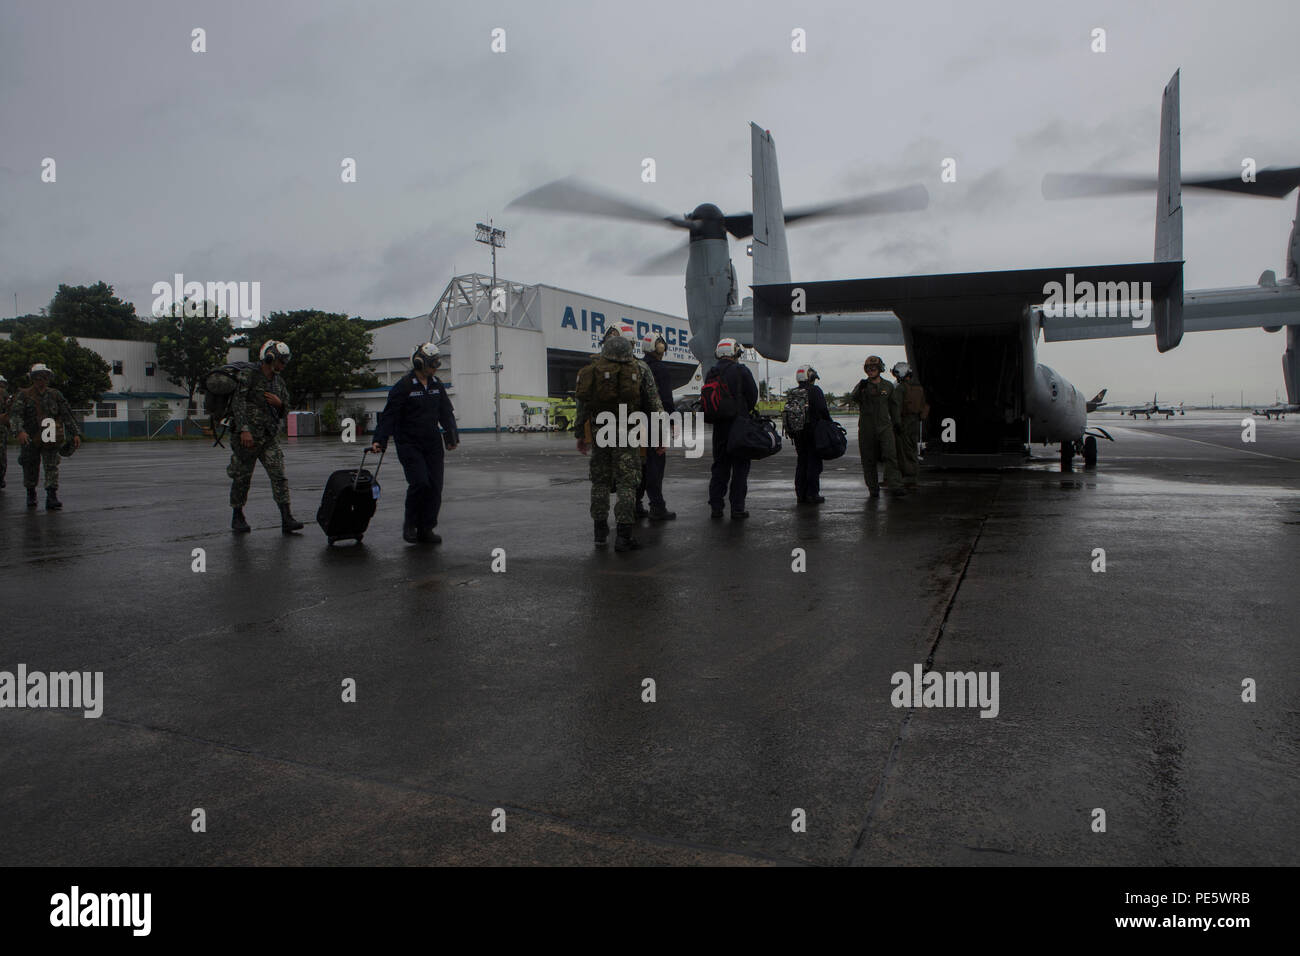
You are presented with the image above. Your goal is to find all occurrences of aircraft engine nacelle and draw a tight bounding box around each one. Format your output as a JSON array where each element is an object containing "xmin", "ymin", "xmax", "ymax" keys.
[
  {"xmin": 1026, "ymin": 363, "xmax": 1087, "ymax": 444},
  {"xmin": 685, "ymin": 237, "xmax": 735, "ymax": 367}
]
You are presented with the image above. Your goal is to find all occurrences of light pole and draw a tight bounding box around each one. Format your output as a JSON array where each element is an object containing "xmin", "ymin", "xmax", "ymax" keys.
[{"xmin": 475, "ymin": 220, "xmax": 507, "ymax": 434}]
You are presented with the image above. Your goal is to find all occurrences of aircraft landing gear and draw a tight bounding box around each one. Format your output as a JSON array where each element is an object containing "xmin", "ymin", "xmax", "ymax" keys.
[
  {"xmin": 1083, "ymin": 434, "xmax": 1098, "ymax": 469},
  {"xmin": 1060, "ymin": 440, "xmax": 1074, "ymax": 472}
]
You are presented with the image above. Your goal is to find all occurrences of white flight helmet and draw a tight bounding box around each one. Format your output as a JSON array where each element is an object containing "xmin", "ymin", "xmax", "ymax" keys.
[
  {"xmin": 641, "ymin": 331, "xmax": 666, "ymax": 357},
  {"xmin": 892, "ymin": 361, "xmax": 911, "ymax": 379},
  {"xmin": 412, "ymin": 342, "xmax": 441, "ymax": 370},
  {"xmin": 796, "ymin": 365, "xmax": 818, "ymax": 384},
  {"xmin": 715, "ymin": 337, "xmax": 741, "ymax": 359},
  {"xmin": 260, "ymin": 340, "xmax": 291, "ymax": 364}
]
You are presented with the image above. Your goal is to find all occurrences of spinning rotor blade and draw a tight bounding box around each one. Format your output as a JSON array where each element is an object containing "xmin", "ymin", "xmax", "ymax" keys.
[
  {"xmin": 1043, "ymin": 167, "xmax": 1300, "ymax": 200},
  {"xmin": 783, "ymin": 183, "xmax": 932, "ymax": 224},
  {"xmin": 507, "ymin": 177, "xmax": 690, "ymax": 228},
  {"xmin": 722, "ymin": 184, "xmax": 930, "ymax": 239},
  {"xmin": 632, "ymin": 241, "xmax": 691, "ymax": 275}
]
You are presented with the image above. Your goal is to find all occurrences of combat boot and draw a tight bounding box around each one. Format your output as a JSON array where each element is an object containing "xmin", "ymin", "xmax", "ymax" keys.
[
  {"xmin": 279, "ymin": 503, "xmax": 304, "ymax": 533},
  {"xmin": 46, "ymin": 489, "xmax": 62, "ymax": 510},
  {"xmin": 593, "ymin": 518, "xmax": 609, "ymax": 547},
  {"xmin": 403, "ymin": 521, "xmax": 419, "ymax": 543},
  {"xmin": 634, "ymin": 502, "xmax": 650, "ymax": 519},
  {"xmin": 231, "ymin": 507, "xmax": 251, "ymax": 533},
  {"xmin": 418, "ymin": 528, "xmax": 442, "ymax": 544},
  {"xmin": 649, "ymin": 505, "xmax": 676, "ymax": 521},
  {"xmin": 614, "ymin": 523, "xmax": 640, "ymax": 552},
  {"xmin": 27, "ymin": 488, "xmax": 38, "ymax": 507}
]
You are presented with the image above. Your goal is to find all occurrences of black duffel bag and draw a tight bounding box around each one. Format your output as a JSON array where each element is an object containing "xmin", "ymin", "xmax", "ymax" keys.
[
  {"xmin": 727, "ymin": 412, "xmax": 783, "ymax": 460},
  {"xmin": 813, "ymin": 419, "xmax": 848, "ymax": 460}
]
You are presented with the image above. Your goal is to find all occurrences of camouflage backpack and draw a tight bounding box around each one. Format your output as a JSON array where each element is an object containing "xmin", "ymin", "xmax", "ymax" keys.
[
  {"xmin": 575, "ymin": 357, "xmax": 642, "ymax": 414},
  {"xmin": 783, "ymin": 386, "xmax": 809, "ymax": 436},
  {"xmin": 198, "ymin": 361, "xmax": 261, "ymax": 446}
]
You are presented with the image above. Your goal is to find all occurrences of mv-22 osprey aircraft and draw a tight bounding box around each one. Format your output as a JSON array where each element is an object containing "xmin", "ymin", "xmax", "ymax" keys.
[{"xmin": 511, "ymin": 71, "xmax": 1300, "ymax": 470}]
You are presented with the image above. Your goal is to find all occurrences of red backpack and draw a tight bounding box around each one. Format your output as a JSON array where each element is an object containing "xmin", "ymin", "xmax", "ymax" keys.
[{"xmin": 701, "ymin": 364, "xmax": 742, "ymax": 423}]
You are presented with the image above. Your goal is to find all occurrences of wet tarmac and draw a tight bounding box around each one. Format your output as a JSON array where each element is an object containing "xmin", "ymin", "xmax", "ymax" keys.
[{"xmin": 1, "ymin": 411, "xmax": 1296, "ymax": 865}]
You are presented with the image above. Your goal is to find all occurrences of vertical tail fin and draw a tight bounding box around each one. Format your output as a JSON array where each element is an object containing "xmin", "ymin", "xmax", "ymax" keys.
[
  {"xmin": 1153, "ymin": 70, "xmax": 1185, "ymax": 352},
  {"xmin": 751, "ymin": 123, "xmax": 794, "ymax": 361}
]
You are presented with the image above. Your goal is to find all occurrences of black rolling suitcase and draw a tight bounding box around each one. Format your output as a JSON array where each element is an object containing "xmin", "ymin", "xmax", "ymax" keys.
[{"xmin": 317, "ymin": 448, "xmax": 384, "ymax": 545}]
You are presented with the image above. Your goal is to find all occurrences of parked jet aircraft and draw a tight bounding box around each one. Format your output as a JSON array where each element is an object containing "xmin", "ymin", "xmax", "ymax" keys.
[
  {"xmin": 1123, "ymin": 393, "xmax": 1185, "ymax": 418},
  {"xmin": 509, "ymin": 71, "xmax": 1300, "ymax": 470},
  {"xmin": 1252, "ymin": 402, "xmax": 1299, "ymax": 420}
]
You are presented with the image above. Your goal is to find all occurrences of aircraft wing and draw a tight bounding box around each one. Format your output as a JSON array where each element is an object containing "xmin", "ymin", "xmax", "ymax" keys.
[
  {"xmin": 753, "ymin": 261, "xmax": 1182, "ymax": 318},
  {"xmin": 1043, "ymin": 277, "xmax": 1300, "ymax": 341},
  {"xmin": 722, "ymin": 304, "xmax": 904, "ymax": 346}
]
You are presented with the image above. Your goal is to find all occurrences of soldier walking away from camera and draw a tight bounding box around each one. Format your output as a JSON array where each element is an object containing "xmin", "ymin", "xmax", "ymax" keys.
[
  {"xmin": 575, "ymin": 331, "xmax": 663, "ymax": 552},
  {"xmin": 10, "ymin": 364, "xmax": 81, "ymax": 509},
  {"xmin": 636, "ymin": 332, "xmax": 676, "ymax": 521},
  {"xmin": 0, "ymin": 373, "xmax": 11, "ymax": 488},
  {"xmin": 228, "ymin": 340, "xmax": 302, "ymax": 533},
  {"xmin": 706, "ymin": 338, "xmax": 759, "ymax": 519},
  {"xmin": 890, "ymin": 361, "xmax": 928, "ymax": 492},
  {"xmin": 371, "ymin": 342, "xmax": 459, "ymax": 544},
  {"xmin": 850, "ymin": 355, "xmax": 905, "ymax": 498},
  {"xmin": 789, "ymin": 365, "xmax": 830, "ymax": 504}
]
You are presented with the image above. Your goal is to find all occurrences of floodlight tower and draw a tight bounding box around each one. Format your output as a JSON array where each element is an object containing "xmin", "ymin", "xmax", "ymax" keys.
[{"xmin": 475, "ymin": 220, "xmax": 507, "ymax": 433}]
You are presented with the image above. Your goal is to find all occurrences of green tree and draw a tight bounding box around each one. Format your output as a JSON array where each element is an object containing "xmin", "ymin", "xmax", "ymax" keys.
[
  {"xmin": 0, "ymin": 329, "xmax": 112, "ymax": 408},
  {"xmin": 759, "ymin": 380, "xmax": 769, "ymax": 400},
  {"xmin": 154, "ymin": 300, "xmax": 234, "ymax": 411},
  {"xmin": 285, "ymin": 314, "xmax": 378, "ymax": 408},
  {"xmin": 46, "ymin": 282, "xmax": 155, "ymax": 341},
  {"xmin": 234, "ymin": 310, "xmax": 306, "ymax": 355},
  {"xmin": 241, "ymin": 311, "xmax": 377, "ymax": 409}
]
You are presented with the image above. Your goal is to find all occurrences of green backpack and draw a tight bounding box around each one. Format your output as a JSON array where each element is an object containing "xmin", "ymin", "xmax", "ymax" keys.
[{"xmin": 576, "ymin": 357, "xmax": 642, "ymax": 413}]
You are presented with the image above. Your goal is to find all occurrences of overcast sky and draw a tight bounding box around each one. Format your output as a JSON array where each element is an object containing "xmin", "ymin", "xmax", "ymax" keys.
[{"xmin": 2, "ymin": 0, "xmax": 1298, "ymax": 404}]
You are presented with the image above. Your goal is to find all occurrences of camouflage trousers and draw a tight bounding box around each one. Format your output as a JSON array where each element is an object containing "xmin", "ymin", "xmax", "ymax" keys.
[
  {"xmin": 589, "ymin": 445, "xmax": 640, "ymax": 524},
  {"xmin": 18, "ymin": 442, "xmax": 60, "ymax": 490},
  {"xmin": 228, "ymin": 438, "xmax": 290, "ymax": 507}
]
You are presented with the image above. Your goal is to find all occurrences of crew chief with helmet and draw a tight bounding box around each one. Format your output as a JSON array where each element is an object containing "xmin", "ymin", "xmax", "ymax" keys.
[
  {"xmin": 229, "ymin": 340, "xmax": 302, "ymax": 533},
  {"xmin": 706, "ymin": 338, "xmax": 759, "ymax": 519},
  {"xmin": 371, "ymin": 342, "xmax": 459, "ymax": 544}
]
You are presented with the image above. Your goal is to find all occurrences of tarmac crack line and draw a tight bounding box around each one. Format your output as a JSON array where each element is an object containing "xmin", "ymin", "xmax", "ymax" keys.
[
  {"xmin": 37, "ymin": 708, "xmax": 811, "ymax": 866},
  {"xmin": 847, "ymin": 481, "xmax": 999, "ymax": 865}
]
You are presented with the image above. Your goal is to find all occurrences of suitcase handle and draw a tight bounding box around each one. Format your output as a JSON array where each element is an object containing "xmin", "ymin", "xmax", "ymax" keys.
[{"xmin": 356, "ymin": 446, "xmax": 384, "ymax": 489}]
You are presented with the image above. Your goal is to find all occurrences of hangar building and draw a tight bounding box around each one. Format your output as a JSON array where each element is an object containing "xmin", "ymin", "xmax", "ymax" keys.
[{"xmin": 354, "ymin": 274, "xmax": 699, "ymax": 431}]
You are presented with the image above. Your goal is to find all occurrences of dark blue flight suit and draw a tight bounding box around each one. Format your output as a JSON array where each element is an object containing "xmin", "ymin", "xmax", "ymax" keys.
[
  {"xmin": 708, "ymin": 360, "xmax": 759, "ymax": 515},
  {"xmin": 794, "ymin": 382, "xmax": 830, "ymax": 501},
  {"xmin": 373, "ymin": 373, "xmax": 459, "ymax": 535}
]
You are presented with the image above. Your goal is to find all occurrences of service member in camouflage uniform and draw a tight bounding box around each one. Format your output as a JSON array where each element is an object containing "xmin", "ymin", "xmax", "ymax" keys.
[
  {"xmin": 10, "ymin": 364, "xmax": 81, "ymax": 509},
  {"xmin": 0, "ymin": 373, "xmax": 10, "ymax": 488},
  {"xmin": 227, "ymin": 340, "xmax": 303, "ymax": 534},
  {"xmin": 850, "ymin": 355, "xmax": 905, "ymax": 498},
  {"xmin": 889, "ymin": 361, "xmax": 929, "ymax": 492},
  {"xmin": 575, "ymin": 329, "xmax": 664, "ymax": 552}
]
